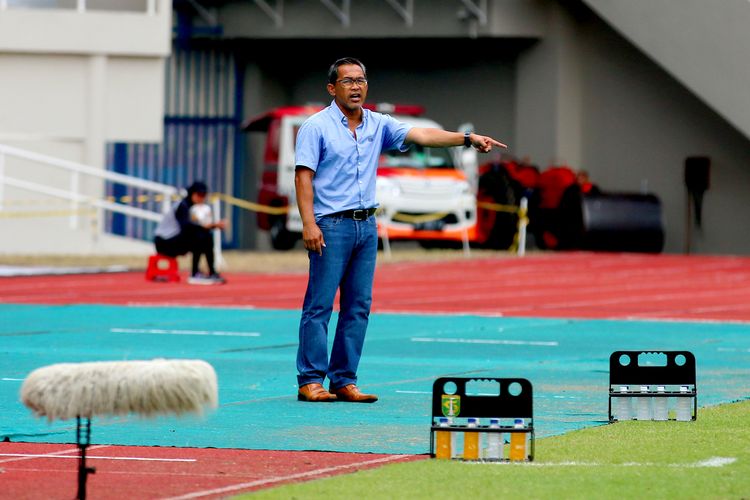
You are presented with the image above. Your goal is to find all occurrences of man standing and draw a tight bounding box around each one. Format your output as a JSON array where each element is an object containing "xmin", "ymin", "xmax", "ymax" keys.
[{"xmin": 294, "ymin": 57, "xmax": 506, "ymax": 403}]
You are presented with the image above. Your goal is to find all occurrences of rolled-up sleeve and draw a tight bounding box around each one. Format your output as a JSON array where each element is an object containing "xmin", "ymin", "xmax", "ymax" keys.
[{"xmin": 381, "ymin": 114, "xmax": 412, "ymax": 152}]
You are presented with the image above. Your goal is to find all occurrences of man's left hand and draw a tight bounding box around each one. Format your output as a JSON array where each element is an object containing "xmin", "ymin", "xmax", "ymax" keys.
[{"xmin": 470, "ymin": 134, "xmax": 507, "ymax": 153}]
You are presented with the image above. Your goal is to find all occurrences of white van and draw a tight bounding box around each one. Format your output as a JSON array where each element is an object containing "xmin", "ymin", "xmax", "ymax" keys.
[{"xmin": 243, "ymin": 103, "xmax": 477, "ymax": 250}]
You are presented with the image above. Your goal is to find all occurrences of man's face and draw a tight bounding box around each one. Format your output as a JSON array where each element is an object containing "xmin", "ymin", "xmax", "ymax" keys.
[
  {"xmin": 191, "ymin": 192, "xmax": 207, "ymax": 204},
  {"xmin": 327, "ymin": 63, "xmax": 368, "ymax": 113}
]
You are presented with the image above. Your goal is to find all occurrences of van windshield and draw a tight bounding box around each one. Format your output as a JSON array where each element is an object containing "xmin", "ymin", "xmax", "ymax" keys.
[{"xmin": 381, "ymin": 146, "xmax": 455, "ymax": 169}]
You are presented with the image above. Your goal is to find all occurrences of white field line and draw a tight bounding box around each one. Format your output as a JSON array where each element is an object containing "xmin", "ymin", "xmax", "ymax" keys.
[
  {"xmin": 0, "ymin": 445, "xmax": 110, "ymax": 464},
  {"xmin": 469, "ymin": 457, "xmax": 736, "ymax": 468},
  {"xmin": 499, "ymin": 287, "xmax": 750, "ymax": 312},
  {"xmin": 621, "ymin": 316, "xmax": 750, "ymax": 325},
  {"xmin": 375, "ymin": 309, "xmax": 505, "ymax": 317},
  {"xmin": 124, "ymin": 303, "xmax": 257, "ymax": 309},
  {"xmin": 378, "ymin": 308, "xmax": 750, "ymax": 324},
  {"xmin": 110, "ymin": 328, "xmax": 260, "ymax": 337},
  {"xmin": 162, "ymin": 454, "xmax": 412, "ymax": 500},
  {"xmin": 411, "ymin": 337, "xmax": 558, "ymax": 346},
  {"xmin": 395, "ymin": 390, "xmax": 432, "ymax": 394},
  {"xmin": 1, "ymin": 378, "xmax": 24, "ymax": 381},
  {"xmin": 0, "ymin": 453, "xmax": 195, "ymax": 462}
]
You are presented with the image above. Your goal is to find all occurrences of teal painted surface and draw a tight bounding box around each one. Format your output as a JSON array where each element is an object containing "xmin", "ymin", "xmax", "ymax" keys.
[{"xmin": 1, "ymin": 304, "xmax": 748, "ymax": 454}]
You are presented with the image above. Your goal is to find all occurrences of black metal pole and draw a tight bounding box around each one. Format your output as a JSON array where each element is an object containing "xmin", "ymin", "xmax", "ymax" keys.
[{"xmin": 76, "ymin": 416, "xmax": 95, "ymax": 500}]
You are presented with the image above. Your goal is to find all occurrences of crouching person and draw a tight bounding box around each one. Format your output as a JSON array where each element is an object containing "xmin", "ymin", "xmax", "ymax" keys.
[{"xmin": 154, "ymin": 181, "xmax": 227, "ymax": 284}]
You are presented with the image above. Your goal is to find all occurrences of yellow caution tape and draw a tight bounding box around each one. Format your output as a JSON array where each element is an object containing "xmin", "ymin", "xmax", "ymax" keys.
[
  {"xmin": 4, "ymin": 193, "xmax": 522, "ymax": 220},
  {"xmin": 2, "ymin": 192, "xmax": 283, "ymax": 215},
  {"xmin": 104, "ymin": 194, "xmax": 180, "ymax": 204},
  {"xmin": 213, "ymin": 193, "xmax": 289, "ymax": 215},
  {"xmin": 508, "ymin": 205, "xmax": 529, "ymax": 252},
  {"xmin": 476, "ymin": 201, "xmax": 521, "ymax": 214},
  {"xmin": 390, "ymin": 212, "xmax": 450, "ymax": 224}
]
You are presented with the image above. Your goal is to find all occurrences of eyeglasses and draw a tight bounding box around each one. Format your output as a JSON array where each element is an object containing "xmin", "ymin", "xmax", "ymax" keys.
[{"xmin": 336, "ymin": 78, "xmax": 368, "ymax": 88}]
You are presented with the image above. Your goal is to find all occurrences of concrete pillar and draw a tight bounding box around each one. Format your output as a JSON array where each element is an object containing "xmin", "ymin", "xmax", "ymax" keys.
[
  {"xmin": 86, "ymin": 54, "xmax": 107, "ymax": 170},
  {"xmin": 515, "ymin": 2, "xmax": 583, "ymax": 168}
]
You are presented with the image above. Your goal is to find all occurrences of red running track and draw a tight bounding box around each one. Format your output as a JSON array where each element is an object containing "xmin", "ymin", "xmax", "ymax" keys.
[
  {"xmin": 3, "ymin": 253, "xmax": 750, "ymax": 322},
  {"xmin": 4, "ymin": 252, "xmax": 750, "ymax": 496},
  {"xmin": 0, "ymin": 442, "xmax": 421, "ymax": 499}
]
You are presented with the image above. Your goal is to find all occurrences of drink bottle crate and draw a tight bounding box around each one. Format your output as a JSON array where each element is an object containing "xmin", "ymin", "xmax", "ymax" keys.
[
  {"xmin": 608, "ymin": 350, "xmax": 697, "ymax": 422},
  {"xmin": 429, "ymin": 377, "xmax": 534, "ymax": 461}
]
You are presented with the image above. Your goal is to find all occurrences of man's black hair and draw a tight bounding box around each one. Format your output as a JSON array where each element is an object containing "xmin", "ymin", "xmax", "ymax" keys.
[
  {"xmin": 327, "ymin": 57, "xmax": 367, "ymax": 85},
  {"xmin": 187, "ymin": 181, "xmax": 208, "ymax": 195}
]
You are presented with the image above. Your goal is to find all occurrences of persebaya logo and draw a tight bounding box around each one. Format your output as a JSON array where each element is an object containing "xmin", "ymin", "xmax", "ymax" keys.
[{"xmin": 441, "ymin": 394, "xmax": 461, "ymax": 417}]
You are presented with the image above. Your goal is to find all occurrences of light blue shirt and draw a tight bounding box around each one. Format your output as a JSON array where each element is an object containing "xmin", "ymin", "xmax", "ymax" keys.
[{"xmin": 295, "ymin": 100, "xmax": 412, "ymax": 219}]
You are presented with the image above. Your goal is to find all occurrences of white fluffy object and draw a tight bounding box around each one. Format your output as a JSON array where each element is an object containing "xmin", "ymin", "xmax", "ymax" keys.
[
  {"xmin": 21, "ymin": 359, "xmax": 218, "ymax": 421},
  {"xmin": 190, "ymin": 203, "xmax": 213, "ymax": 226}
]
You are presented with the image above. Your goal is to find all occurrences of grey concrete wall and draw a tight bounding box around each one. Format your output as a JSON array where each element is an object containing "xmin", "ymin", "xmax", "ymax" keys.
[
  {"xmin": 284, "ymin": 41, "xmax": 519, "ymax": 143},
  {"xmin": 576, "ymin": 5, "xmax": 750, "ymax": 254},
  {"xmin": 219, "ymin": 0, "xmax": 547, "ymax": 39},
  {"xmin": 238, "ymin": 61, "xmax": 293, "ymax": 249},
  {"xmin": 227, "ymin": 0, "xmax": 750, "ymax": 255},
  {"xmin": 583, "ymin": 0, "xmax": 750, "ymax": 142},
  {"xmin": 0, "ymin": 2, "xmax": 172, "ymax": 255},
  {"xmin": 515, "ymin": 1, "xmax": 586, "ymax": 167},
  {"xmin": 513, "ymin": 0, "xmax": 750, "ymax": 255}
]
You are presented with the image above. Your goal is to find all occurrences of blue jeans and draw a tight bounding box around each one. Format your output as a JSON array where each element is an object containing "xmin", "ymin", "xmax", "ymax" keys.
[{"xmin": 296, "ymin": 214, "xmax": 378, "ymax": 389}]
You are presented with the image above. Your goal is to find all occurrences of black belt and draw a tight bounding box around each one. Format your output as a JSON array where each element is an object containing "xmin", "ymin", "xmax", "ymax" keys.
[{"xmin": 326, "ymin": 208, "xmax": 377, "ymax": 221}]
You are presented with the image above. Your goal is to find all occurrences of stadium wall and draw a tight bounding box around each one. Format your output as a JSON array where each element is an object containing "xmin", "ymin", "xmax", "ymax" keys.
[
  {"xmin": 231, "ymin": 0, "xmax": 750, "ymax": 254},
  {"xmin": 0, "ymin": 1, "xmax": 171, "ymax": 254}
]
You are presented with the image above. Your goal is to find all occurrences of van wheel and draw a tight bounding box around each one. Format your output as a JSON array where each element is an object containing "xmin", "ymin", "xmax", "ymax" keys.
[
  {"xmin": 477, "ymin": 168, "xmax": 518, "ymax": 250},
  {"xmin": 270, "ymin": 217, "xmax": 298, "ymax": 251}
]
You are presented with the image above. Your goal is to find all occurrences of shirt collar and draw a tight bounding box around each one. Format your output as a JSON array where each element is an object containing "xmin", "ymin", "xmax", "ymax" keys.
[{"xmin": 329, "ymin": 99, "xmax": 368, "ymax": 127}]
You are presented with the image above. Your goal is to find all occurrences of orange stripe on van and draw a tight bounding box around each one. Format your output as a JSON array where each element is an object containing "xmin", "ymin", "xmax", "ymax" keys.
[{"xmin": 377, "ymin": 167, "xmax": 467, "ymax": 180}]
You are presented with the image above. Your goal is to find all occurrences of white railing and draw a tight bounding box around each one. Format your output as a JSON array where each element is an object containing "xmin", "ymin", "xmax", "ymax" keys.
[
  {"xmin": 0, "ymin": 0, "xmax": 158, "ymax": 15},
  {"xmin": 0, "ymin": 142, "xmax": 226, "ymax": 269},
  {"xmin": 0, "ymin": 143, "xmax": 177, "ymax": 230}
]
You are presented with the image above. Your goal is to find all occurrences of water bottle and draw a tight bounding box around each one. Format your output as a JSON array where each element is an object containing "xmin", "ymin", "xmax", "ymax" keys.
[
  {"xmin": 653, "ymin": 386, "xmax": 668, "ymax": 421},
  {"xmin": 636, "ymin": 385, "xmax": 652, "ymax": 420},
  {"xmin": 616, "ymin": 385, "xmax": 632, "ymax": 421},
  {"xmin": 463, "ymin": 417, "xmax": 480, "ymax": 460},
  {"xmin": 676, "ymin": 385, "xmax": 693, "ymax": 421},
  {"xmin": 509, "ymin": 418, "xmax": 527, "ymax": 461},
  {"xmin": 435, "ymin": 417, "xmax": 452, "ymax": 459},
  {"xmin": 448, "ymin": 417, "xmax": 459, "ymax": 458},
  {"xmin": 484, "ymin": 418, "xmax": 503, "ymax": 460}
]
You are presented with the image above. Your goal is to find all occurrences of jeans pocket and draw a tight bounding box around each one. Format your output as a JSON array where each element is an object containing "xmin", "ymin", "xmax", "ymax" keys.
[{"xmin": 316, "ymin": 216, "xmax": 342, "ymax": 230}]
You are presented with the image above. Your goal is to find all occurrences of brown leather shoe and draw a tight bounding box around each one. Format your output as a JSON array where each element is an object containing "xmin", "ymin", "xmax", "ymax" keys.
[
  {"xmin": 298, "ymin": 383, "xmax": 337, "ymax": 402},
  {"xmin": 330, "ymin": 384, "xmax": 378, "ymax": 403}
]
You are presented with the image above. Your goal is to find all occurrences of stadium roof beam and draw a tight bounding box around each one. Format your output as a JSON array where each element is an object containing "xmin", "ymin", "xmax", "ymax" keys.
[
  {"xmin": 247, "ymin": 0, "xmax": 490, "ymax": 32},
  {"xmin": 185, "ymin": 0, "xmax": 219, "ymax": 27},
  {"xmin": 320, "ymin": 0, "xmax": 350, "ymax": 27},
  {"xmin": 253, "ymin": 0, "xmax": 283, "ymax": 28},
  {"xmin": 385, "ymin": 0, "xmax": 414, "ymax": 27},
  {"xmin": 458, "ymin": 0, "xmax": 487, "ymax": 25}
]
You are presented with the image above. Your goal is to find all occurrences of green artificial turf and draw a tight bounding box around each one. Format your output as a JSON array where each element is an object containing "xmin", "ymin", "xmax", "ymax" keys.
[{"xmin": 241, "ymin": 399, "xmax": 750, "ymax": 499}]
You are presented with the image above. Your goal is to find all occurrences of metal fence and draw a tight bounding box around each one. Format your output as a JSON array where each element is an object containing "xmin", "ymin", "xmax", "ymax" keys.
[{"xmin": 106, "ymin": 42, "xmax": 241, "ymax": 246}]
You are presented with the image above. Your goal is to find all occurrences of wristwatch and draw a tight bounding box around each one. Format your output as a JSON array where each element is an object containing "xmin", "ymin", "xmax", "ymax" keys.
[{"xmin": 463, "ymin": 132, "xmax": 472, "ymax": 148}]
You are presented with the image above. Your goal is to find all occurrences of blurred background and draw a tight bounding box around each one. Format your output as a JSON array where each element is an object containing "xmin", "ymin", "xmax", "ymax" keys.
[{"xmin": 1, "ymin": 0, "xmax": 748, "ymax": 257}]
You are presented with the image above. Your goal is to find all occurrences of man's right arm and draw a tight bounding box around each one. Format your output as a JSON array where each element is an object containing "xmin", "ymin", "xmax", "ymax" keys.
[{"xmin": 294, "ymin": 166, "xmax": 325, "ymax": 255}]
